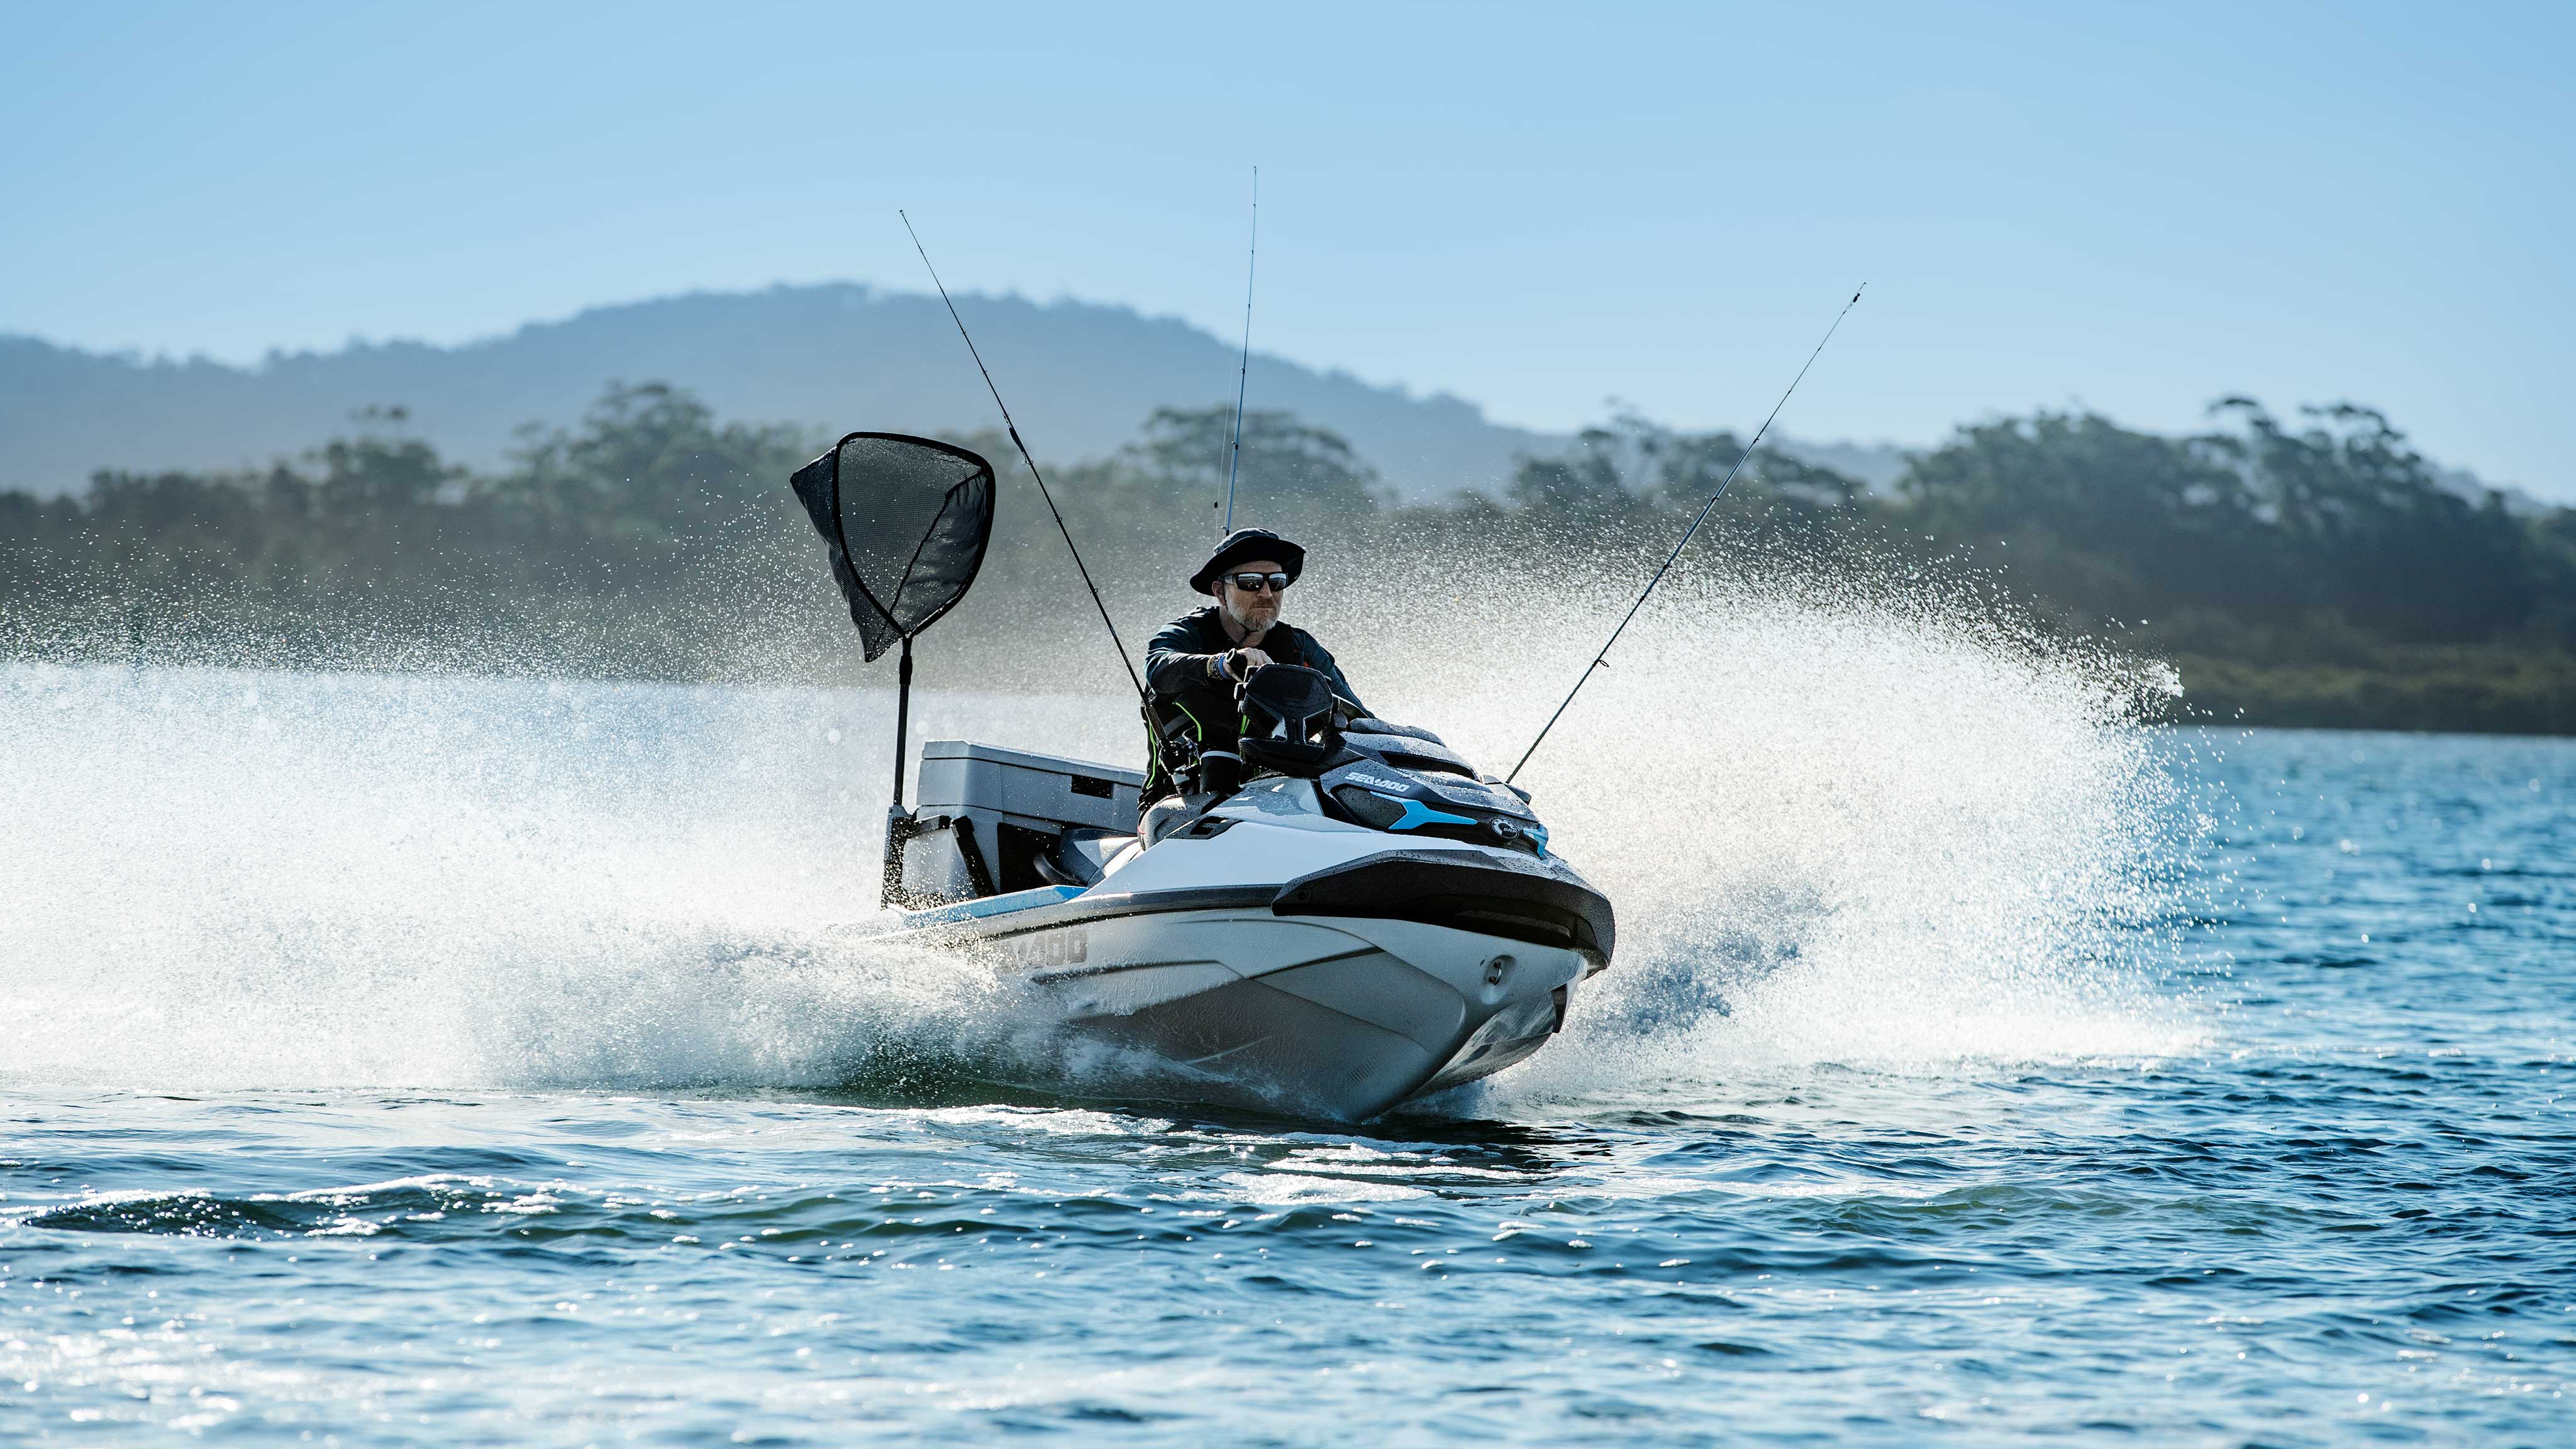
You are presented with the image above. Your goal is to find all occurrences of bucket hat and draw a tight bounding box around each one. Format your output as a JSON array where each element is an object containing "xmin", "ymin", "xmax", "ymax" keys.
[{"xmin": 1190, "ymin": 528, "xmax": 1306, "ymax": 595}]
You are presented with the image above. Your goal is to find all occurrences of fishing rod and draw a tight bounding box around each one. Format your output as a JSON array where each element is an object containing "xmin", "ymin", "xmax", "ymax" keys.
[
  {"xmin": 1221, "ymin": 167, "xmax": 1258, "ymax": 533},
  {"xmin": 900, "ymin": 210, "xmax": 1146, "ymax": 702},
  {"xmin": 1506, "ymin": 284, "xmax": 1867, "ymax": 784}
]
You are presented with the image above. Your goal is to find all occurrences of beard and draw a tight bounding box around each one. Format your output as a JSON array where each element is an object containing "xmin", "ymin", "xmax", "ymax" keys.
[{"xmin": 1223, "ymin": 596, "xmax": 1281, "ymax": 634}]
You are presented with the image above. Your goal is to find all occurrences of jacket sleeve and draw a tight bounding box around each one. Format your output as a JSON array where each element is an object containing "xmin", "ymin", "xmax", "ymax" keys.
[
  {"xmin": 1299, "ymin": 633, "xmax": 1370, "ymax": 719},
  {"xmin": 1145, "ymin": 617, "xmax": 1228, "ymax": 697}
]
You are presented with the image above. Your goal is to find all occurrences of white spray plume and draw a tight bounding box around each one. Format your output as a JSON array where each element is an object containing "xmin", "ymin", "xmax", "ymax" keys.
[{"xmin": 1, "ymin": 545, "xmax": 2203, "ymax": 1109}]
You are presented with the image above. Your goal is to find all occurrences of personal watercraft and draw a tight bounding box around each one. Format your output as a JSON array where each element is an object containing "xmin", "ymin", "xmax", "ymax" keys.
[
  {"xmin": 787, "ymin": 430, "xmax": 1614, "ymax": 1122},
  {"xmin": 874, "ymin": 662, "xmax": 1614, "ymax": 1121}
]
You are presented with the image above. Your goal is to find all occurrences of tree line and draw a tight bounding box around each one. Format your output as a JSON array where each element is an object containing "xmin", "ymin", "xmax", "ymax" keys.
[{"xmin": 3, "ymin": 380, "xmax": 2570, "ymax": 730}]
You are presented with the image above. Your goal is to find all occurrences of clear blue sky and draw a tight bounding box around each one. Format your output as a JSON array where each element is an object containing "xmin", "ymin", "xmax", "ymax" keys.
[{"xmin": 4, "ymin": 1, "xmax": 2568, "ymax": 493}]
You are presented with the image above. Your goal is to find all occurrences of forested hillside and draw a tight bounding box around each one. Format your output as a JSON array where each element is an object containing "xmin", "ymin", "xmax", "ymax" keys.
[{"xmin": 4, "ymin": 383, "xmax": 2568, "ymax": 731}]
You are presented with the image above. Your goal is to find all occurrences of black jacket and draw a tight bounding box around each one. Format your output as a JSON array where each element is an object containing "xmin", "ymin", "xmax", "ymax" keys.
[{"xmin": 1141, "ymin": 606, "xmax": 1368, "ymax": 802}]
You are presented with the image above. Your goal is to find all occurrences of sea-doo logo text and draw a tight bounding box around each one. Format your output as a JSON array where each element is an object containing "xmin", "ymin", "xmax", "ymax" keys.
[
  {"xmin": 1005, "ymin": 928, "xmax": 1087, "ymax": 968},
  {"xmin": 1341, "ymin": 772, "xmax": 1412, "ymax": 794}
]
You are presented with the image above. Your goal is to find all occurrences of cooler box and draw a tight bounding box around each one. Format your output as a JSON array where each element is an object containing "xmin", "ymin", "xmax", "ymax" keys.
[
  {"xmin": 916, "ymin": 740, "xmax": 1143, "ymax": 835},
  {"xmin": 901, "ymin": 740, "xmax": 1144, "ymax": 902}
]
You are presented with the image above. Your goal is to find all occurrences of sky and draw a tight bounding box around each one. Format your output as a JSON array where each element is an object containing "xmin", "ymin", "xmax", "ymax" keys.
[{"xmin": 3, "ymin": 1, "xmax": 2569, "ymax": 494}]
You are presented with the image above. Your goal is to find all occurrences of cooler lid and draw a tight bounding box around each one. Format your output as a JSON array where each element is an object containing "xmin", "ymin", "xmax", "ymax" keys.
[{"xmin": 920, "ymin": 738, "xmax": 1143, "ymax": 787}]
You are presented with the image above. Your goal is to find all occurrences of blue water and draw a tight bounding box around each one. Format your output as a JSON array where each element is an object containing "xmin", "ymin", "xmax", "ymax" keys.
[{"xmin": 3, "ymin": 664, "xmax": 2571, "ymax": 1445}]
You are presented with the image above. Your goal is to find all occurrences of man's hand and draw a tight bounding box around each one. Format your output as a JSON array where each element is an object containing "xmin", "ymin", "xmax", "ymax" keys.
[{"xmin": 1226, "ymin": 647, "xmax": 1274, "ymax": 679}]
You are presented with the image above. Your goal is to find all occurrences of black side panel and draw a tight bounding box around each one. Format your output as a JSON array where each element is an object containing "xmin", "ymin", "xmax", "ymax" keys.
[
  {"xmin": 1271, "ymin": 850, "xmax": 1615, "ymax": 965},
  {"xmin": 994, "ymin": 822, "xmax": 1058, "ymax": 895}
]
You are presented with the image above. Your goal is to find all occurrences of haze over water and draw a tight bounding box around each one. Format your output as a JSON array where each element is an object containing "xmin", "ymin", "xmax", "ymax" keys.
[{"xmin": 3, "ymin": 582, "xmax": 2569, "ymax": 1443}]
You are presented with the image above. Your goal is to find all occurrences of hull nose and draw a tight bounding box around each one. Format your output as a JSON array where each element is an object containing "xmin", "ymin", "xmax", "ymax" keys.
[
  {"xmin": 1039, "ymin": 914, "xmax": 1585, "ymax": 1121},
  {"xmin": 1070, "ymin": 963, "xmax": 1450, "ymax": 1121}
]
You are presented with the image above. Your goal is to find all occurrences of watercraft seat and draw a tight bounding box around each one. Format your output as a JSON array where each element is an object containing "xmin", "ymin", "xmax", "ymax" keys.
[
  {"xmin": 1139, "ymin": 792, "xmax": 1219, "ymax": 847},
  {"xmin": 1034, "ymin": 827, "xmax": 1136, "ymax": 888}
]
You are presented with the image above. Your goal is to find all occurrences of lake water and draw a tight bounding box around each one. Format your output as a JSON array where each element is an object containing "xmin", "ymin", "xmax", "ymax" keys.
[{"xmin": 2, "ymin": 655, "xmax": 2568, "ymax": 1445}]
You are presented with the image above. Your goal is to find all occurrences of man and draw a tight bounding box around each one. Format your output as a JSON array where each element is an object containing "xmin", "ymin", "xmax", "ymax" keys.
[{"xmin": 1141, "ymin": 527, "xmax": 1368, "ymax": 809}]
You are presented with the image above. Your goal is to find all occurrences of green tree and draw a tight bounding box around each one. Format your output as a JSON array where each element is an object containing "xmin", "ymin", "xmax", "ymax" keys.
[
  {"xmin": 1123, "ymin": 405, "xmax": 1385, "ymax": 524},
  {"xmin": 1899, "ymin": 410, "xmax": 2290, "ymax": 625},
  {"xmin": 2205, "ymin": 399, "xmax": 2533, "ymax": 643}
]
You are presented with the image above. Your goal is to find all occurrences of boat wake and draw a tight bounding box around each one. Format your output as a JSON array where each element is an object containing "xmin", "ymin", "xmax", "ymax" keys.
[
  {"xmin": 1318, "ymin": 565, "xmax": 2208, "ymax": 1116},
  {"xmin": 1, "ymin": 560, "xmax": 2206, "ymax": 1111}
]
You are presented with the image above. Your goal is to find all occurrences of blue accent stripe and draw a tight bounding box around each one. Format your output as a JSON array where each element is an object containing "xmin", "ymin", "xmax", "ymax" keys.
[
  {"xmin": 1387, "ymin": 796, "xmax": 1477, "ymax": 831},
  {"xmin": 900, "ymin": 885, "xmax": 1084, "ymax": 928}
]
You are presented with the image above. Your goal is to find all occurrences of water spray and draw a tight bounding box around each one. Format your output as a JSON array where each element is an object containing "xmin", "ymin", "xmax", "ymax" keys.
[{"xmin": 1507, "ymin": 285, "xmax": 1867, "ymax": 784}]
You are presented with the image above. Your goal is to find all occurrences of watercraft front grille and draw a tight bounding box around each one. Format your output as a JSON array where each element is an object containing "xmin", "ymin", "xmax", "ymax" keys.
[{"xmin": 1271, "ymin": 850, "xmax": 1614, "ymax": 965}]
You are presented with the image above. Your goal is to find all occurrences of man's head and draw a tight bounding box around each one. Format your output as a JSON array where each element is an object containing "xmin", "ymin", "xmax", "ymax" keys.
[
  {"xmin": 1216, "ymin": 558, "xmax": 1289, "ymax": 634},
  {"xmin": 1189, "ymin": 528, "xmax": 1307, "ymax": 629}
]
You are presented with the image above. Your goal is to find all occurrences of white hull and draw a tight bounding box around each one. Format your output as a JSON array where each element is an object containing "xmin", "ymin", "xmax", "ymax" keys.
[
  {"xmin": 877, "ymin": 776, "xmax": 1614, "ymax": 1122},
  {"xmin": 953, "ymin": 902, "xmax": 1585, "ymax": 1120}
]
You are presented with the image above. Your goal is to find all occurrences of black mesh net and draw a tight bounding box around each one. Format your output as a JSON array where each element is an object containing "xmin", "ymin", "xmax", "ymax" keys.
[{"xmin": 790, "ymin": 432, "xmax": 996, "ymax": 660}]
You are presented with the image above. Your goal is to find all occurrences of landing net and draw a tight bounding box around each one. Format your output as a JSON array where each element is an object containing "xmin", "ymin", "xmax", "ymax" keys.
[{"xmin": 789, "ymin": 432, "xmax": 996, "ymax": 660}]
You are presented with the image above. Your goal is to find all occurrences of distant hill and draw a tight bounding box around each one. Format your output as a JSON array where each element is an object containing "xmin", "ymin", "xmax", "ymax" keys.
[{"xmin": 0, "ymin": 283, "xmax": 1909, "ymax": 501}]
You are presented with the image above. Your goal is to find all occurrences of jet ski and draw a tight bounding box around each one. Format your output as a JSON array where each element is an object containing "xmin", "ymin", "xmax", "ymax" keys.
[
  {"xmin": 874, "ymin": 662, "xmax": 1614, "ymax": 1121},
  {"xmin": 785, "ymin": 430, "xmax": 1613, "ymax": 1121}
]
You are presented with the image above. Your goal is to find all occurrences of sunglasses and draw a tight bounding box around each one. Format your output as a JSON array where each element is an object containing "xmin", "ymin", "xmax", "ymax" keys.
[{"xmin": 1223, "ymin": 572, "xmax": 1292, "ymax": 593}]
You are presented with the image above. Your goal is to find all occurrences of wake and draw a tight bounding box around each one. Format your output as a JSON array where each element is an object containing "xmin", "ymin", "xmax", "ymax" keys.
[{"xmin": 0, "ymin": 557, "xmax": 2207, "ymax": 1106}]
